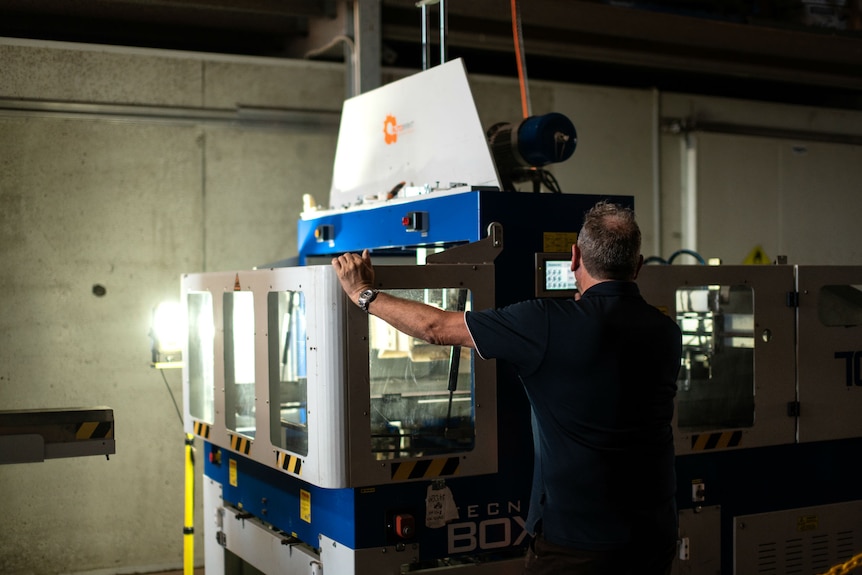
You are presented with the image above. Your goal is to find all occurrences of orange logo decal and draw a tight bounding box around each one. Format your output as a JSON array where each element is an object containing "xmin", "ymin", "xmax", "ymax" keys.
[{"xmin": 383, "ymin": 115, "xmax": 398, "ymax": 144}]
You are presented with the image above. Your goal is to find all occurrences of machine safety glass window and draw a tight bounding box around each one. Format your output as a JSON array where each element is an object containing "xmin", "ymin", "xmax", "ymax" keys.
[
  {"xmin": 187, "ymin": 292, "xmax": 215, "ymax": 423},
  {"xmin": 224, "ymin": 291, "xmax": 256, "ymax": 439},
  {"xmin": 676, "ymin": 285, "xmax": 755, "ymax": 431},
  {"xmin": 369, "ymin": 287, "xmax": 474, "ymax": 460},
  {"xmin": 268, "ymin": 291, "xmax": 308, "ymax": 457},
  {"xmin": 818, "ymin": 284, "xmax": 862, "ymax": 327}
]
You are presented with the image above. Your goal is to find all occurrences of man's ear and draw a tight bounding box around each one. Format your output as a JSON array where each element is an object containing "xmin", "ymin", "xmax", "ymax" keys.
[
  {"xmin": 632, "ymin": 254, "xmax": 644, "ymax": 280},
  {"xmin": 571, "ymin": 244, "xmax": 581, "ymax": 272}
]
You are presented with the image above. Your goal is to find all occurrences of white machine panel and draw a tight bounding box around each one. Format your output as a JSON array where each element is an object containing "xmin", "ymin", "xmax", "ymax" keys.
[
  {"xmin": 182, "ymin": 261, "xmax": 497, "ymax": 488},
  {"xmin": 344, "ymin": 262, "xmax": 498, "ymax": 487},
  {"xmin": 796, "ymin": 266, "xmax": 862, "ymax": 443},
  {"xmin": 183, "ymin": 266, "xmax": 347, "ymax": 488},
  {"xmin": 637, "ymin": 265, "xmax": 797, "ymax": 455},
  {"xmin": 328, "ymin": 58, "xmax": 501, "ymax": 210},
  {"xmin": 734, "ymin": 500, "xmax": 862, "ymax": 575}
]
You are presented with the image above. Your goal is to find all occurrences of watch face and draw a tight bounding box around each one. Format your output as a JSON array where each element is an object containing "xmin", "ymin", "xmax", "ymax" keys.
[{"xmin": 359, "ymin": 289, "xmax": 376, "ymax": 311}]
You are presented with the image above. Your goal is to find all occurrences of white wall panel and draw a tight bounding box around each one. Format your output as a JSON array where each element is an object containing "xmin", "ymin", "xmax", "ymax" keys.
[
  {"xmin": 697, "ymin": 134, "xmax": 782, "ymax": 264},
  {"xmin": 780, "ymin": 142, "xmax": 862, "ymax": 264}
]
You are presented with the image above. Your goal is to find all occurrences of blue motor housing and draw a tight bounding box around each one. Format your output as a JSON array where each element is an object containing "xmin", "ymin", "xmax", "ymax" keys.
[
  {"xmin": 516, "ymin": 112, "xmax": 577, "ymax": 167},
  {"xmin": 487, "ymin": 112, "xmax": 577, "ymax": 192}
]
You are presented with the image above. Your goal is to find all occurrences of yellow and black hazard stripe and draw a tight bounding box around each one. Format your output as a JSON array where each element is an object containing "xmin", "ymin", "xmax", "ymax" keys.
[
  {"xmin": 75, "ymin": 420, "xmax": 114, "ymax": 440},
  {"xmin": 276, "ymin": 452, "xmax": 303, "ymax": 476},
  {"xmin": 391, "ymin": 457, "xmax": 460, "ymax": 481},
  {"xmin": 690, "ymin": 430, "xmax": 742, "ymax": 451},
  {"xmin": 193, "ymin": 421, "xmax": 211, "ymax": 439},
  {"xmin": 229, "ymin": 433, "xmax": 252, "ymax": 455}
]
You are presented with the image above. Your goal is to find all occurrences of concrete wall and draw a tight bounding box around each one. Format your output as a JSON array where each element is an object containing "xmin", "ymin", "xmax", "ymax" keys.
[
  {"xmin": 1, "ymin": 37, "xmax": 861, "ymax": 575},
  {"xmin": 0, "ymin": 39, "xmax": 344, "ymax": 575}
]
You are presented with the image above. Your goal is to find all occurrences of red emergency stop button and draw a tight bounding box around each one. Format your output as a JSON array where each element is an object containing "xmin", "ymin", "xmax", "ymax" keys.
[{"xmin": 394, "ymin": 513, "xmax": 415, "ymax": 539}]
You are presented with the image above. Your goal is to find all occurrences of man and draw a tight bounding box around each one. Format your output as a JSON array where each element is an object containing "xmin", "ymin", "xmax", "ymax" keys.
[{"xmin": 332, "ymin": 201, "xmax": 682, "ymax": 575}]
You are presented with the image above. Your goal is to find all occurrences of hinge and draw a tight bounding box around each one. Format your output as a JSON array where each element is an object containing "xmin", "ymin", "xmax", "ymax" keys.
[
  {"xmin": 787, "ymin": 401, "xmax": 801, "ymax": 417},
  {"xmin": 786, "ymin": 291, "xmax": 800, "ymax": 307},
  {"xmin": 678, "ymin": 536, "xmax": 690, "ymax": 560},
  {"xmin": 216, "ymin": 531, "xmax": 227, "ymax": 547}
]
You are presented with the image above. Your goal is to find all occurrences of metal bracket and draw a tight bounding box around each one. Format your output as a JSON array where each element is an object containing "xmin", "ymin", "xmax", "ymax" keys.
[
  {"xmin": 426, "ymin": 222, "xmax": 503, "ymax": 265},
  {"xmin": 678, "ymin": 536, "xmax": 690, "ymax": 560}
]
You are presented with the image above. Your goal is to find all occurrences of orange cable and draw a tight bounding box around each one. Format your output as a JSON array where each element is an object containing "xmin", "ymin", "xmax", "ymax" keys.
[{"xmin": 511, "ymin": 0, "xmax": 530, "ymax": 118}]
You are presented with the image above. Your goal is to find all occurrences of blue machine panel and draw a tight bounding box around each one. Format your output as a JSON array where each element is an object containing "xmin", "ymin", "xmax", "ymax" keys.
[
  {"xmin": 298, "ymin": 190, "xmax": 632, "ymax": 270},
  {"xmin": 299, "ymin": 192, "xmax": 484, "ymax": 261},
  {"xmin": 204, "ymin": 442, "xmax": 356, "ymax": 547},
  {"xmin": 204, "ymin": 439, "xmax": 534, "ymax": 560}
]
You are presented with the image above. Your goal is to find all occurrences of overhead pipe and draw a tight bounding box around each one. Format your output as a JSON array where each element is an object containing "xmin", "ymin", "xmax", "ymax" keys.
[{"xmin": 662, "ymin": 118, "xmax": 862, "ymax": 146}]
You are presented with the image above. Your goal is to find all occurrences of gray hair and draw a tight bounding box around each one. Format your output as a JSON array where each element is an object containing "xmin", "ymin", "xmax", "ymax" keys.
[{"xmin": 577, "ymin": 201, "xmax": 641, "ymax": 281}]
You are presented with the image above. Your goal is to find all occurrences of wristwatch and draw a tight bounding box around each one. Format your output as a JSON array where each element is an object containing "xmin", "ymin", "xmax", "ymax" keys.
[{"xmin": 357, "ymin": 289, "xmax": 379, "ymax": 312}]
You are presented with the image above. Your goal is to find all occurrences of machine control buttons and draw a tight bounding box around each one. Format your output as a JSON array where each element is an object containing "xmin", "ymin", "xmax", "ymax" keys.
[
  {"xmin": 209, "ymin": 446, "xmax": 222, "ymax": 466},
  {"xmin": 314, "ymin": 224, "xmax": 335, "ymax": 243},
  {"xmin": 692, "ymin": 480, "xmax": 706, "ymax": 502},
  {"xmin": 402, "ymin": 211, "xmax": 428, "ymax": 233},
  {"xmin": 386, "ymin": 509, "xmax": 418, "ymax": 542}
]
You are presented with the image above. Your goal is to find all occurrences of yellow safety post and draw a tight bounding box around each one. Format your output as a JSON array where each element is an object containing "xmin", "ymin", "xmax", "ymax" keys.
[{"xmin": 184, "ymin": 433, "xmax": 195, "ymax": 575}]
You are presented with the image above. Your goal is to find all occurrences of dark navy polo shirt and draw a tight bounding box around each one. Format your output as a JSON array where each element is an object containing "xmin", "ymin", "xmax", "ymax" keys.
[{"xmin": 465, "ymin": 280, "xmax": 682, "ymax": 551}]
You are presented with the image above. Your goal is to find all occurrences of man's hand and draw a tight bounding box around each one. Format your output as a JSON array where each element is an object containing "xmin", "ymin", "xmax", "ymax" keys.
[{"xmin": 332, "ymin": 249, "xmax": 375, "ymax": 304}]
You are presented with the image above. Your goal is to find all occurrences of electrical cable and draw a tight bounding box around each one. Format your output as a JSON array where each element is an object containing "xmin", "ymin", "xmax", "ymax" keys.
[
  {"xmin": 157, "ymin": 365, "xmax": 194, "ymax": 575},
  {"xmin": 668, "ymin": 249, "xmax": 707, "ymax": 265},
  {"xmin": 304, "ymin": 33, "xmax": 355, "ymax": 60},
  {"xmin": 511, "ymin": 0, "xmax": 531, "ymax": 119},
  {"xmin": 541, "ymin": 169, "xmax": 563, "ymax": 193},
  {"xmin": 644, "ymin": 250, "xmax": 706, "ymax": 265},
  {"xmin": 304, "ymin": 34, "xmax": 358, "ymax": 96},
  {"xmin": 160, "ymin": 368, "xmax": 184, "ymax": 426},
  {"xmin": 644, "ymin": 256, "xmax": 669, "ymax": 265}
]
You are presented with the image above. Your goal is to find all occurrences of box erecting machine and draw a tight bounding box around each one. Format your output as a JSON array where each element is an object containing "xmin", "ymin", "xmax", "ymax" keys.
[{"xmin": 182, "ymin": 59, "xmax": 862, "ymax": 575}]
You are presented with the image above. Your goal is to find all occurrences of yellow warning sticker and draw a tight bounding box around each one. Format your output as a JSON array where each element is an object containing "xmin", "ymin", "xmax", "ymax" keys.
[
  {"xmin": 229, "ymin": 459, "xmax": 238, "ymax": 487},
  {"xmin": 300, "ymin": 489, "xmax": 311, "ymax": 523},
  {"xmin": 743, "ymin": 245, "xmax": 770, "ymax": 265},
  {"xmin": 543, "ymin": 232, "xmax": 578, "ymax": 253},
  {"xmin": 797, "ymin": 514, "xmax": 818, "ymax": 532}
]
